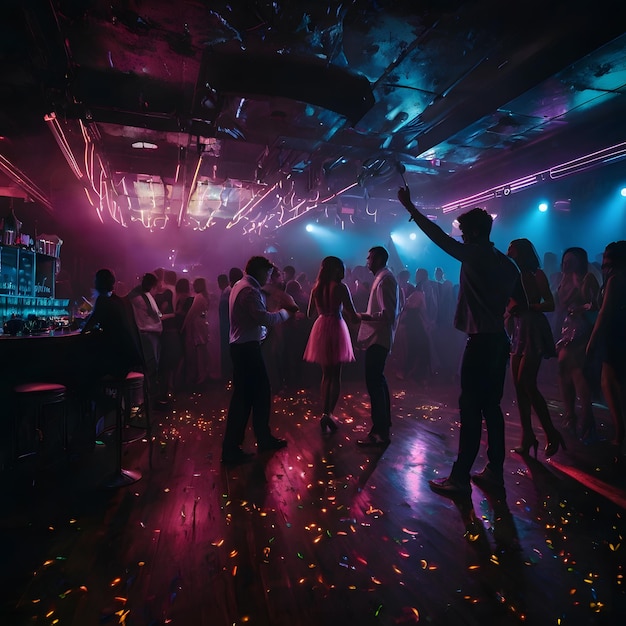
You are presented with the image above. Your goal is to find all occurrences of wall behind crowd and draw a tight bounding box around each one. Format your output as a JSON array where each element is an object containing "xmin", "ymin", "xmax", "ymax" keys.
[{"xmin": 3, "ymin": 156, "xmax": 625, "ymax": 302}]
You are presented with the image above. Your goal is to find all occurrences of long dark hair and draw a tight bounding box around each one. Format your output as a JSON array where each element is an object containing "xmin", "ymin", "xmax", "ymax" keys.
[
  {"xmin": 603, "ymin": 240, "xmax": 626, "ymax": 271},
  {"xmin": 314, "ymin": 256, "xmax": 344, "ymax": 289},
  {"xmin": 561, "ymin": 246, "xmax": 588, "ymax": 275},
  {"xmin": 509, "ymin": 238, "xmax": 540, "ymax": 272}
]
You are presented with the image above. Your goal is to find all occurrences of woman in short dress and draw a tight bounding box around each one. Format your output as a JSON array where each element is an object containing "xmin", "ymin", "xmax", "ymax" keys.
[
  {"xmin": 554, "ymin": 247, "xmax": 600, "ymax": 442},
  {"xmin": 303, "ymin": 256, "xmax": 361, "ymax": 433},
  {"xmin": 506, "ymin": 239, "xmax": 563, "ymax": 457}
]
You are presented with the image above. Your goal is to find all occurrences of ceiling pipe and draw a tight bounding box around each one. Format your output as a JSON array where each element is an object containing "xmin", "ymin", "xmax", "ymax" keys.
[
  {"xmin": 0, "ymin": 154, "xmax": 54, "ymax": 212},
  {"xmin": 44, "ymin": 112, "xmax": 84, "ymax": 180}
]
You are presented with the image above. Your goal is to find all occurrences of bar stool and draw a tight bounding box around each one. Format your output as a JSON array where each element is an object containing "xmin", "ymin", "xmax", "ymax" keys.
[
  {"xmin": 96, "ymin": 371, "xmax": 151, "ymax": 487},
  {"xmin": 13, "ymin": 382, "xmax": 68, "ymax": 467}
]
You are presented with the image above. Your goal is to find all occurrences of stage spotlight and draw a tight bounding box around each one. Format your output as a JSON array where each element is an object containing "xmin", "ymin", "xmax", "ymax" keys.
[
  {"xmin": 620, "ymin": 187, "xmax": 626, "ymax": 197},
  {"xmin": 305, "ymin": 223, "xmax": 314, "ymax": 232},
  {"xmin": 409, "ymin": 232, "xmax": 416, "ymax": 241},
  {"xmin": 538, "ymin": 202, "xmax": 548, "ymax": 212}
]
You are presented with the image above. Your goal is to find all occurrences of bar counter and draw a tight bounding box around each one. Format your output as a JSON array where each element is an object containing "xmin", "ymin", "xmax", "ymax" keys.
[{"xmin": 0, "ymin": 329, "xmax": 89, "ymax": 387}]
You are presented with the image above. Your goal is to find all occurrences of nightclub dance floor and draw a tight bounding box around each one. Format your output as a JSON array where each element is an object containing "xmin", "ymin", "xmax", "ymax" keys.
[{"xmin": 2, "ymin": 358, "xmax": 624, "ymax": 626}]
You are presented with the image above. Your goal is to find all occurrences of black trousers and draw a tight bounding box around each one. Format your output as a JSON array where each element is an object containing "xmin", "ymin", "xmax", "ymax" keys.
[
  {"xmin": 364, "ymin": 343, "xmax": 391, "ymax": 435},
  {"xmin": 222, "ymin": 341, "xmax": 272, "ymax": 453},
  {"xmin": 451, "ymin": 331, "xmax": 510, "ymax": 482}
]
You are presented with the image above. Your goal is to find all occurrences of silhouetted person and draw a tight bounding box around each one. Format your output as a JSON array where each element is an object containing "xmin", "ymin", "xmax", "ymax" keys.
[
  {"xmin": 182, "ymin": 277, "xmax": 210, "ymax": 388},
  {"xmin": 154, "ymin": 269, "xmax": 178, "ymax": 401},
  {"xmin": 262, "ymin": 266, "xmax": 298, "ymax": 393},
  {"xmin": 217, "ymin": 267, "xmax": 243, "ymax": 383},
  {"xmin": 173, "ymin": 278, "xmax": 194, "ymax": 390},
  {"xmin": 506, "ymin": 238, "xmax": 562, "ymax": 458},
  {"xmin": 587, "ymin": 240, "xmax": 626, "ymax": 452},
  {"xmin": 81, "ymin": 268, "xmax": 142, "ymax": 381},
  {"xmin": 398, "ymin": 187, "xmax": 526, "ymax": 497},
  {"xmin": 217, "ymin": 273, "xmax": 231, "ymax": 381},
  {"xmin": 398, "ymin": 271, "xmax": 432, "ymax": 383},
  {"xmin": 554, "ymin": 247, "xmax": 600, "ymax": 442},
  {"xmin": 432, "ymin": 266, "xmax": 458, "ymax": 380}
]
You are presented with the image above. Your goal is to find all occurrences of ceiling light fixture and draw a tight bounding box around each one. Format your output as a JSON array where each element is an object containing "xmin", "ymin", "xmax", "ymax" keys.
[{"xmin": 131, "ymin": 141, "xmax": 158, "ymax": 149}]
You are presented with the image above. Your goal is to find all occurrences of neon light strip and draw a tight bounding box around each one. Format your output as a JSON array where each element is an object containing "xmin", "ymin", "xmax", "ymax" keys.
[
  {"xmin": 549, "ymin": 141, "xmax": 626, "ymax": 178},
  {"xmin": 441, "ymin": 140, "xmax": 626, "ymax": 214},
  {"xmin": 181, "ymin": 156, "xmax": 202, "ymax": 227},
  {"xmin": 227, "ymin": 183, "xmax": 279, "ymax": 229},
  {"xmin": 441, "ymin": 188, "xmax": 498, "ymax": 213}
]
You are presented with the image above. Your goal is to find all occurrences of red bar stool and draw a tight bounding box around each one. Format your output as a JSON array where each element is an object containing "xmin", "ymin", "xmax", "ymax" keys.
[
  {"xmin": 96, "ymin": 371, "xmax": 151, "ymax": 487},
  {"xmin": 13, "ymin": 382, "xmax": 68, "ymax": 467}
]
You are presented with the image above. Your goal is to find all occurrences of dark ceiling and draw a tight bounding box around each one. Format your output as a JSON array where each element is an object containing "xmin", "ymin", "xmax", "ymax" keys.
[{"xmin": 1, "ymin": 0, "xmax": 626, "ymax": 240}]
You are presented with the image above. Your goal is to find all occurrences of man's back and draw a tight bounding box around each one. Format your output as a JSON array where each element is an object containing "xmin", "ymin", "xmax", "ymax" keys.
[{"xmin": 455, "ymin": 243, "xmax": 522, "ymax": 335}]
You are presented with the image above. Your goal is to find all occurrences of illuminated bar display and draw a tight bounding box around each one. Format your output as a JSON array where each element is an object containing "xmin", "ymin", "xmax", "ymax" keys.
[{"xmin": 0, "ymin": 240, "xmax": 69, "ymax": 333}]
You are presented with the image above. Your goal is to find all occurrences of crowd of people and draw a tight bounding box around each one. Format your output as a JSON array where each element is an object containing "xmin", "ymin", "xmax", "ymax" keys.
[{"xmin": 79, "ymin": 189, "xmax": 626, "ymax": 495}]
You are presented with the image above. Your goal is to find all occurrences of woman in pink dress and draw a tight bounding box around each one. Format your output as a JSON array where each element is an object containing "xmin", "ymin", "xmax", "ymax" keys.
[{"xmin": 303, "ymin": 256, "xmax": 361, "ymax": 433}]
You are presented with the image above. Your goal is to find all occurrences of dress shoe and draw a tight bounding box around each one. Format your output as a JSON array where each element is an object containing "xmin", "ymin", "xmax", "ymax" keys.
[
  {"xmin": 320, "ymin": 414, "xmax": 338, "ymax": 434},
  {"xmin": 221, "ymin": 448, "xmax": 254, "ymax": 465},
  {"xmin": 356, "ymin": 432, "xmax": 390, "ymax": 447},
  {"xmin": 428, "ymin": 476, "xmax": 471, "ymax": 497},
  {"xmin": 257, "ymin": 436, "xmax": 288, "ymax": 452},
  {"xmin": 471, "ymin": 467, "xmax": 505, "ymax": 491}
]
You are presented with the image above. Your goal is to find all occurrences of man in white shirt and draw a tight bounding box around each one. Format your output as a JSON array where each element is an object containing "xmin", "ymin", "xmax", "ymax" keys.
[
  {"xmin": 357, "ymin": 246, "xmax": 400, "ymax": 446},
  {"xmin": 129, "ymin": 272, "xmax": 162, "ymax": 400}
]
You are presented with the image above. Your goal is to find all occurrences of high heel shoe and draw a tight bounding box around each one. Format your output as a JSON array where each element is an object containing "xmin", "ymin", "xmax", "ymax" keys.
[
  {"xmin": 545, "ymin": 431, "xmax": 567, "ymax": 457},
  {"xmin": 320, "ymin": 414, "xmax": 338, "ymax": 434},
  {"xmin": 513, "ymin": 438, "xmax": 539, "ymax": 458}
]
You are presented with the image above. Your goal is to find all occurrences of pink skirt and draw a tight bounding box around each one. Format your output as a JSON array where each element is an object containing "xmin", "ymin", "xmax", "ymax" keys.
[{"xmin": 303, "ymin": 315, "xmax": 355, "ymax": 366}]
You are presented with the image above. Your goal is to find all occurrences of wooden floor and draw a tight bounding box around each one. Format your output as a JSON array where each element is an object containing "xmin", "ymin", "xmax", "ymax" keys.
[{"xmin": 2, "ymin": 359, "xmax": 625, "ymax": 626}]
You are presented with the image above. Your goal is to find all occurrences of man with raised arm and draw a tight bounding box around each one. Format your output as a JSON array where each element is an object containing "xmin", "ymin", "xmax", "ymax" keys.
[{"xmin": 398, "ymin": 187, "xmax": 527, "ymax": 497}]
